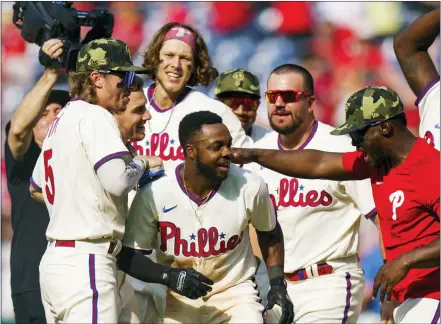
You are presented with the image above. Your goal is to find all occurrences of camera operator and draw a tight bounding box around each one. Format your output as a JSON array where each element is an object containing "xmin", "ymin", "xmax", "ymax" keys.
[{"xmin": 4, "ymin": 41, "xmax": 69, "ymax": 323}]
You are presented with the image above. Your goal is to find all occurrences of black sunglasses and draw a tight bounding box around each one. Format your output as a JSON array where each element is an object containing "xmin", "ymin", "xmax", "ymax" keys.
[
  {"xmin": 96, "ymin": 69, "xmax": 136, "ymax": 87},
  {"xmin": 348, "ymin": 120, "xmax": 382, "ymax": 147}
]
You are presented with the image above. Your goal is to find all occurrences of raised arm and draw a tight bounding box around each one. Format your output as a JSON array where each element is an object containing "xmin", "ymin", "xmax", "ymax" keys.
[
  {"xmin": 232, "ymin": 148, "xmax": 357, "ymax": 181},
  {"xmin": 8, "ymin": 67, "xmax": 60, "ymax": 159},
  {"xmin": 393, "ymin": 8, "xmax": 440, "ymax": 96}
]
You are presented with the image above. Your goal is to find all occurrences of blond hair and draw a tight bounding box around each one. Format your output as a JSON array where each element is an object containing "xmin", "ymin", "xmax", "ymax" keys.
[{"xmin": 67, "ymin": 71, "xmax": 98, "ymax": 104}]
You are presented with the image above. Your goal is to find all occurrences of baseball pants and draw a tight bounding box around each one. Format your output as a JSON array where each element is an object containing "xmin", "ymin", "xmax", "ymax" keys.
[
  {"xmin": 267, "ymin": 255, "xmax": 364, "ymax": 323},
  {"xmin": 393, "ymin": 298, "xmax": 440, "ymax": 323},
  {"xmin": 164, "ymin": 279, "xmax": 264, "ymax": 323},
  {"xmin": 39, "ymin": 240, "xmax": 139, "ymax": 323}
]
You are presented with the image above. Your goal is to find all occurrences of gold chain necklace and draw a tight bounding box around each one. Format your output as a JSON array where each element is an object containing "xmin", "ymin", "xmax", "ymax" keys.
[
  {"xmin": 146, "ymin": 86, "xmax": 176, "ymax": 134},
  {"xmin": 182, "ymin": 164, "xmax": 215, "ymax": 225}
]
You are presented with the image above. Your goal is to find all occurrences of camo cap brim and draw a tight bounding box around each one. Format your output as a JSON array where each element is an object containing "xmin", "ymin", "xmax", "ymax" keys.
[
  {"xmin": 76, "ymin": 38, "xmax": 150, "ymax": 74},
  {"xmin": 331, "ymin": 86, "xmax": 404, "ymax": 136},
  {"xmin": 215, "ymin": 68, "xmax": 260, "ymax": 97}
]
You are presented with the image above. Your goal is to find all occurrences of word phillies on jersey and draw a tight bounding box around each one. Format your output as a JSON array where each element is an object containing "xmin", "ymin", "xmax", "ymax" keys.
[
  {"xmin": 130, "ymin": 133, "xmax": 184, "ymax": 161},
  {"xmin": 270, "ymin": 178, "xmax": 333, "ymax": 211},
  {"xmin": 158, "ymin": 221, "xmax": 244, "ymax": 257}
]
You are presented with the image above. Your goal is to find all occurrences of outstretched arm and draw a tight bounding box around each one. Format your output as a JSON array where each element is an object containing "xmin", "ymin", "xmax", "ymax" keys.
[
  {"xmin": 232, "ymin": 148, "xmax": 358, "ymax": 181},
  {"xmin": 394, "ymin": 8, "xmax": 440, "ymax": 96}
]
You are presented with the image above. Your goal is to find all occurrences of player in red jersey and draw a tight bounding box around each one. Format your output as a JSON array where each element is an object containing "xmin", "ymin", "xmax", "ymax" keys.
[{"xmin": 231, "ymin": 86, "xmax": 440, "ymax": 323}]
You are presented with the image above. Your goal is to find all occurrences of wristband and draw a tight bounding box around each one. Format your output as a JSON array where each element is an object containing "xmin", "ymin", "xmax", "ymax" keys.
[
  {"xmin": 267, "ymin": 265, "xmax": 284, "ymax": 281},
  {"xmin": 133, "ymin": 156, "xmax": 149, "ymax": 171}
]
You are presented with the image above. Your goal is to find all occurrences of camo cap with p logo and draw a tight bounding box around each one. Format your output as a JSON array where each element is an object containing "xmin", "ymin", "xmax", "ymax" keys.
[
  {"xmin": 76, "ymin": 38, "xmax": 150, "ymax": 73},
  {"xmin": 215, "ymin": 68, "xmax": 260, "ymax": 97},
  {"xmin": 331, "ymin": 86, "xmax": 404, "ymax": 136}
]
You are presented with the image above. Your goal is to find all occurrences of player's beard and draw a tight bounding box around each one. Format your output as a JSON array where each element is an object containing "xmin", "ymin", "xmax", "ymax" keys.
[
  {"xmin": 269, "ymin": 111, "xmax": 304, "ymax": 135},
  {"xmin": 196, "ymin": 158, "xmax": 227, "ymax": 182}
]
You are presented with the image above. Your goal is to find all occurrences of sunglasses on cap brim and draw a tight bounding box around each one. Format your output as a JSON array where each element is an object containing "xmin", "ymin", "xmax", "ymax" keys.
[
  {"xmin": 96, "ymin": 70, "xmax": 136, "ymax": 86},
  {"xmin": 348, "ymin": 120, "xmax": 382, "ymax": 146},
  {"xmin": 264, "ymin": 90, "xmax": 312, "ymax": 104}
]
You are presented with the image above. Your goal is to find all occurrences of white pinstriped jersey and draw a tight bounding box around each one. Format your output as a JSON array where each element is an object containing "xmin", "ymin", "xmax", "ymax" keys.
[
  {"xmin": 416, "ymin": 76, "xmax": 440, "ymax": 151},
  {"xmin": 123, "ymin": 164, "xmax": 276, "ymax": 296},
  {"xmin": 248, "ymin": 121, "xmax": 377, "ymax": 273},
  {"xmin": 31, "ymin": 100, "xmax": 130, "ymax": 241}
]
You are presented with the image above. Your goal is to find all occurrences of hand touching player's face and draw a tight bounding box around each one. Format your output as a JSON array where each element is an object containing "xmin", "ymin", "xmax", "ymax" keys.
[
  {"xmin": 267, "ymin": 73, "xmax": 315, "ymax": 135},
  {"xmin": 156, "ymin": 39, "xmax": 194, "ymax": 96},
  {"xmin": 113, "ymin": 91, "xmax": 150, "ymax": 143},
  {"xmin": 33, "ymin": 103, "xmax": 63, "ymax": 147},
  {"xmin": 190, "ymin": 124, "xmax": 232, "ymax": 181}
]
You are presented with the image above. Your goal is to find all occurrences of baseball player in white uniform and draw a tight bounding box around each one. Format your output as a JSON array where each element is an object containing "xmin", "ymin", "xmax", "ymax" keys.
[
  {"xmin": 394, "ymin": 8, "xmax": 440, "ymax": 151},
  {"xmin": 29, "ymin": 39, "xmax": 163, "ymax": 323},
  {"xmin": 127, "ymin": 22, "xmax": 252, "ymax": 322},
  {"xmin": 247, "ymin": 64, "xmax": 377, "ymax": 323},
  {"xmin": 123, "ymin": 111, "xmax": 294, "ymax": 324}
]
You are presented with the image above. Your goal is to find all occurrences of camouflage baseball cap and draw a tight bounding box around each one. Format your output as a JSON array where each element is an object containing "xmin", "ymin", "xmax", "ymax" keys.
[
  {"xmin": 76, "ymin": 38, "xmax": 149, "ymax": 73},
  {"xmin": 215, "ymin": 69, "xmax": 260, "ymax": 97},
  {"xmin": 331, "ymin": 86, "xmax": 404, "ymax": 136}
]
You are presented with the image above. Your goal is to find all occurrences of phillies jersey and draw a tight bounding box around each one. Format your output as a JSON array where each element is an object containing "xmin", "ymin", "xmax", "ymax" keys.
[
  {"xmin": 416, "ymin": 75, "xmax": 440, "ymax": 150},
  {"xmin": 342, "ymin": 138, "xmax": 440, "ymax": 302},
  {"xmin": 129, "ymin": 84, "xmax": 252, "ymax": 171},
  {"xmin": 123, "ymin": 163, "xmax": 276, "ymax": 296},
  {"xmin": 31, "ymin": 100, "xmax": 131, "ymax": 241},
  {"xmin": 249, "ymin": 121, "xmax": 376, "ymax": 273}
]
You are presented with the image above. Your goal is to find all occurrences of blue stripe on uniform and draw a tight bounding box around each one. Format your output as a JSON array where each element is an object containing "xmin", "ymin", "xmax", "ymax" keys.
[
  {"xmin": 89, "ymin": 254, "xmax": 98, "ymax": 324},
  {"xmin": 431, "ymin": 301, "xmax": 440, "ymax": 324},
  {"xmin": 342, "ymin": 272, "xmax": 351, "ymax": 324}
]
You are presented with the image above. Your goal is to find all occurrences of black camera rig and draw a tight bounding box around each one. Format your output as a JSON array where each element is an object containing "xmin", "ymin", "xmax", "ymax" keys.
[{"xmin": 12, "ymin": 1, "xmax": 114, "ymax": 71}]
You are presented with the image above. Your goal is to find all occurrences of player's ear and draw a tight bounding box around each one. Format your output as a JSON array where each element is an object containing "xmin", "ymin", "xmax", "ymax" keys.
[
  {"xmin": 381, "ymin": 121, "xmax": 393, "ymax": 138},
  {"xmin": 307, "ymin": 96, "xmax": 316, "ymax": 112},
  {"xmin": 185, "ymin": 144, "xmax": 196, "ymax": 160},
  {"xmin": 89, "ymin": 71, "xmax": 105, "ymax": 89}
]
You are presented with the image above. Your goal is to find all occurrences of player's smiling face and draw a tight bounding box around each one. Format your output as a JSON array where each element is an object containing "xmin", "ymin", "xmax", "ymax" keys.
[
  {"xmin": 193, "ymin": 123, "xmax": 233, "ymax": 181},
  {"xmin": 156, "ymin": 39, "xmax": 194, "ymax": 96},
  {"xmin": 267, "ymin": 72, "xmax": 314, "ymax": 135},
  {"xmin": 113, "ymin": 90, "xmax": 150, "ymax": 143}
]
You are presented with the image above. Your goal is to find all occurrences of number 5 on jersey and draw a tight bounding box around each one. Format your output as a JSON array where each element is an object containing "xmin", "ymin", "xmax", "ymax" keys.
[{"xmin": 44, "ymin": 149, "xmax": 55, "ymax": 204}]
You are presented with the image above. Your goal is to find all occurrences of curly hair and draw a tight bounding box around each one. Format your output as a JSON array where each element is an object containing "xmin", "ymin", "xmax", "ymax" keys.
[
  {"xmin": 67, "ymin": 71, "xmax": 98, "ymax": 104},
  {"xmin": 143, "ymin": 22, "xmax": 218, "ymax": 87}
]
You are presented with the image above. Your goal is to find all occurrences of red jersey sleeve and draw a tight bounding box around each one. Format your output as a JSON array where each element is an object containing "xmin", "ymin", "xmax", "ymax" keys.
[{"xmin": 341, "ymin": 151, "xmax": 371, "ymax": 180}]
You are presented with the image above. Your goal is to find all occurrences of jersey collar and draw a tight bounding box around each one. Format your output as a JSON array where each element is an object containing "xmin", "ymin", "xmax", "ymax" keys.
[
  {"xmin": 277, "ymin": 120, "xmax": 318, "ymax": 151},
  {"xmin": 175, "ymin": 163, "xmax": 220, "ymax": 206}
]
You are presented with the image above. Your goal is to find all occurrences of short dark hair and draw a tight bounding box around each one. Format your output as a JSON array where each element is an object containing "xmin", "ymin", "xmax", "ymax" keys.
[
  {"xmin": 47, "ymin": 90, "xmax": 70, "ymax": 107},
  {"xmin": 269, "ymin": 64, "xmax": 314, "ymax": 94},
  {"xmin": 179, "ymin": 111, "xmax": 223, "ymax": 147}
]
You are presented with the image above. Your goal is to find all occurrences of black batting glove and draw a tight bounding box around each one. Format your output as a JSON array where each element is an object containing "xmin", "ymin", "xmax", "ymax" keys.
[
  {"xmin": 162, "ymin": 268, "xmax": 214, "ymax": 299},
  {"xmin": 266, "ymin": 277, "xmax": 294, "ymax": 324}
]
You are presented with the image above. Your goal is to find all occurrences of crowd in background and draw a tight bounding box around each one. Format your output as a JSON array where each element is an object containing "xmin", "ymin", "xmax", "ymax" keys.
[{"xmin": 1, "ymin": 1, "xmax": 439, "ymax": 322}]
